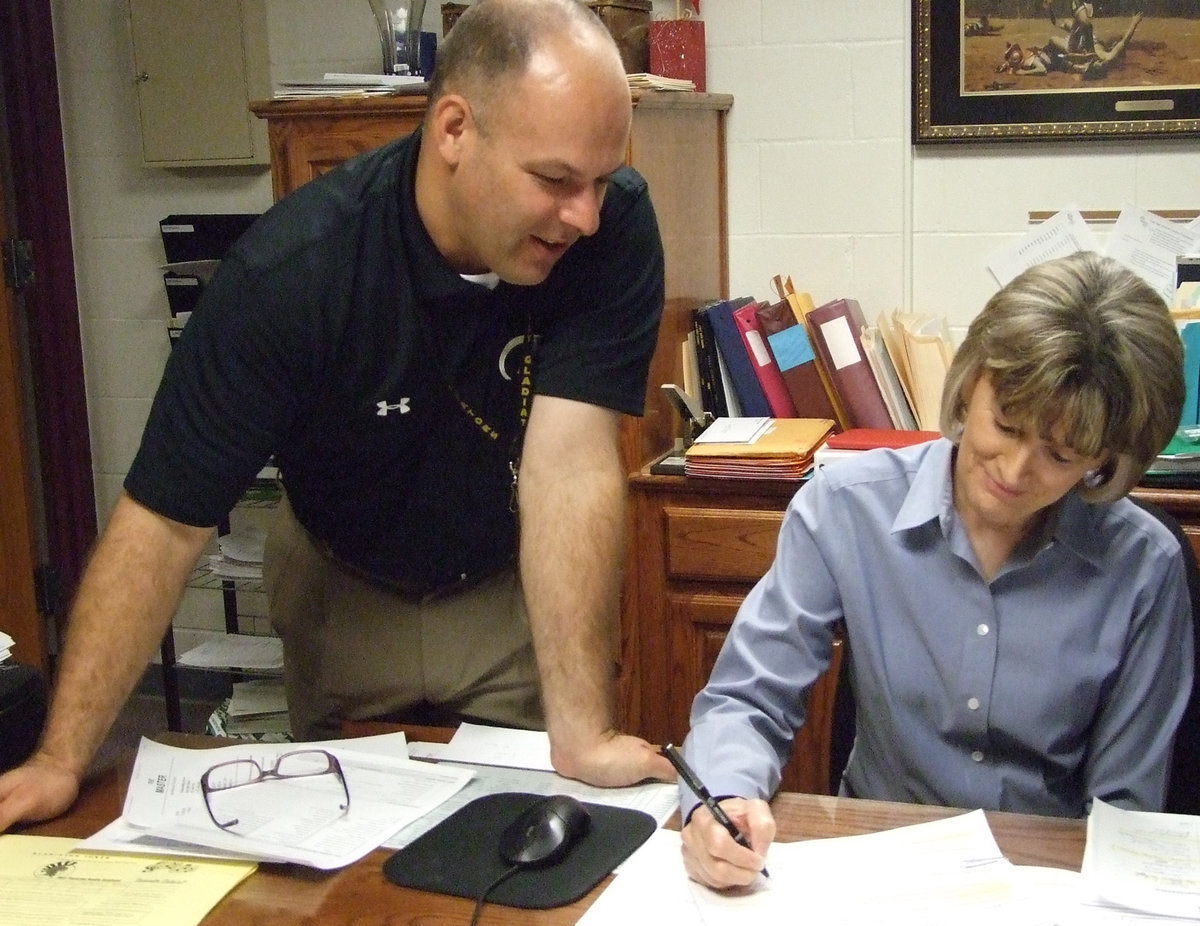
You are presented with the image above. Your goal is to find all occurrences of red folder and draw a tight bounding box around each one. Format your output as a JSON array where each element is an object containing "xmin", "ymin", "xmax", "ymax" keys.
[
  {"xmin": 825, "ymin": 429, "xmax": 941, "ymax": 451},
  {"xmin": 732, "ymin": 302, "xmax": 797, "ymax": 418}
]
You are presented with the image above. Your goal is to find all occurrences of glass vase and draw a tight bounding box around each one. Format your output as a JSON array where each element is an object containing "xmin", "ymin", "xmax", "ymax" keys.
[{"xmin": 367, "ymin": 0, "xmax": 429, "ymax": 77}]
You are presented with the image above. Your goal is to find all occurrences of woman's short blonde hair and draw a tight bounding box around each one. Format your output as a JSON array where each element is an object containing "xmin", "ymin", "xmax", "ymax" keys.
[{"xmin": 940, "ymin": 251, "xmax": 1184, "ymax": 502}]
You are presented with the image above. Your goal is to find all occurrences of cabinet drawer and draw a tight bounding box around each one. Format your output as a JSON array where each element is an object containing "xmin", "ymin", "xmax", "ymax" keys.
[{"xmin": 663, "ymin": 506, "xmax": 784, "ymax": 582}]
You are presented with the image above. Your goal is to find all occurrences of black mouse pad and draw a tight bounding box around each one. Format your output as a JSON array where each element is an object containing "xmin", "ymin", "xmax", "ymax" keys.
[{"xmin": 382, "ymin": 791, "xmax": 657, "ymax": 909}]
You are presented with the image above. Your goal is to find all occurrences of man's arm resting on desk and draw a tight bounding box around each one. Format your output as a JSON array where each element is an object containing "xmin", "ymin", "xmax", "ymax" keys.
[
  {"xmin": 0, "ymin": 492, "xmax": 214, "ymax": 831},
  {"xmin": 519, "ymin": 396, "xmax": 674, "ymax": 787}
]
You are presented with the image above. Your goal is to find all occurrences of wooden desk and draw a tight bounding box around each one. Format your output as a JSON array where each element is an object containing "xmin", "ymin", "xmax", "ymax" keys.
[{"xmin": 18, "ymin": 751, "xmax": 1085, "ymax": 924}]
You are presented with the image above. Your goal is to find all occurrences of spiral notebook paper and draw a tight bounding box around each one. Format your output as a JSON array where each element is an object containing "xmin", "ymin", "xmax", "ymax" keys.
[{"xmin": 383, "ymin": 792, "xmax": 657, "ymax": 909}]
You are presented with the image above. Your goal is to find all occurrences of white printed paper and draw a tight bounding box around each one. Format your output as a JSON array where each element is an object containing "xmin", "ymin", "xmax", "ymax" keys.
[
  {"xmin": 1105, "ymin": 204, "xmax": 1200, "ymax": 307},
  {"xmin": 987, "ymin": 207, "xmax": 1100, "ymax": 287},
  {"xmin": 84, "ymin": 737, "xmax": 472, "ymax": 869}
]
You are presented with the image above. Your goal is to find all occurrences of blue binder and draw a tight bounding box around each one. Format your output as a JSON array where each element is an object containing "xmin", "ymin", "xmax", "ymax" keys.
[{"xmin": 706, "ymin": 297, "xmax": 772, "ymax": 418}]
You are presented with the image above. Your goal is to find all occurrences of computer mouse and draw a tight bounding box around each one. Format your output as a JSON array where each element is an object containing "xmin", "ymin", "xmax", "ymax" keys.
[{"xmin": 497, "ymin": 794, "xmax": 591, "ymax": 867}]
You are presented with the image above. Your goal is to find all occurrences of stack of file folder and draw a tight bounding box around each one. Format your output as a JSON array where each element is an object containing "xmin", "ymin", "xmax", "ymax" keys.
[
  {"xmin": 626, "ymin": 73, "xmax": 695, "ymax": 92},
  {"xmin": 273, "ymin": 73, "xmax": 425, "ymax": 99},
  {"xmin": 683, "ymin": 416, "xmax": 834, "ymax": 480}
]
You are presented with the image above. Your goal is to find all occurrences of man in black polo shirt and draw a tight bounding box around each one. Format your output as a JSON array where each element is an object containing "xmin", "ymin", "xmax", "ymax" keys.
[{"xmin": 0, "ymin": 0, "xmax": 674, "ymax": 832}]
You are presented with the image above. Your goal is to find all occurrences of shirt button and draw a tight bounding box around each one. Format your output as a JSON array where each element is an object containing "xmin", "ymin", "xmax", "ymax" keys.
[
  {"xmin": 971, "ymin": 750, "xmax": 984, "ymax": 762},
  {"xmin": 977, "ymin": 624, "xmax": 990, "ymax": 636},
  {"xmin": 967, "ymin": 697, "xmax": 980, "ymax": 710}
]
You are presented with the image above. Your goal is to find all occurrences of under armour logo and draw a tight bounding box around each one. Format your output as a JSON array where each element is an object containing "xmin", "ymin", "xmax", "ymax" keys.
[{"xmin": 376, "ymin": 398, "xmax": 410, "ymax": 416}]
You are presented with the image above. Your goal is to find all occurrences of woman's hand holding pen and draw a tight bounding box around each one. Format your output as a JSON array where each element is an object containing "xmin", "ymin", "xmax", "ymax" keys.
[{"xmin": 680, "ymin": 797, "xmax": 775, "ymax": 890}]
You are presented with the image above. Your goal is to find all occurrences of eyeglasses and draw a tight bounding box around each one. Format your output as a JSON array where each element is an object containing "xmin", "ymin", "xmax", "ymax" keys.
[{"xmin": 199, "ymin": 748, "xmax": 350, "ymax": 833}]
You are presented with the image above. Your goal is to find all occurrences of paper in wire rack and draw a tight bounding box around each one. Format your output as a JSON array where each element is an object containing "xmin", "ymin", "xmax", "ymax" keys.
[{"xmin": 177, "ymin": 635, "xmax": 283, "ymax": 671}]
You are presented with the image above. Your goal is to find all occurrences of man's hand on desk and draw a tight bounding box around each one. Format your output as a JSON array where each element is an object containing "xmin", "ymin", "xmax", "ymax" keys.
[
  {"xmin": 681, "ymin": 797, "xmax": 775, "ymax": 890},
  {"xmin": 0, "ymin": 752, "xmax": 81, "ymax": 833},
  {"xmin": 549, "ymin": 730, "xmax": 676, "ymax": 788}
]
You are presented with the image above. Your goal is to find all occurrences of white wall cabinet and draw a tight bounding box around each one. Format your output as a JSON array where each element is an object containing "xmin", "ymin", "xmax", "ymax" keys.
[{"xmin": 128, "ymin": 0, "xmax": 270, "ymax": 167}]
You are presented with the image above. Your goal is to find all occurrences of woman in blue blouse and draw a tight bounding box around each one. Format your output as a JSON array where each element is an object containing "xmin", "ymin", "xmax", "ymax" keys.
[{"xmin": 680, "ymin": 251, "xmax": 1193, "ymax": 889}]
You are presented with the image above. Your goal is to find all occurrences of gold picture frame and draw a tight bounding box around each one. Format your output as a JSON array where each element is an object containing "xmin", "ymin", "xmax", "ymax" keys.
[{"xmin": 914, "ymin": 1, "xmax": 1200, "ymax": 143}]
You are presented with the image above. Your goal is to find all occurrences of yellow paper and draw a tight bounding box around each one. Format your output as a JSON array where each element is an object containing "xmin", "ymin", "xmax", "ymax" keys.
[{"xmin": 0, "ymin": 835, "xmax": 256, "ymax": 926}]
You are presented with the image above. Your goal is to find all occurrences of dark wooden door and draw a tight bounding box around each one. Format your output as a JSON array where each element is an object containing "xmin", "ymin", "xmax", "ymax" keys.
[
  {"xmin": 0, "ymin": 166, "xmax": 43, "ymax": 670},
  {"xmin": 1, "ymin": 0, "xmax": 99, "ymax": 671}
]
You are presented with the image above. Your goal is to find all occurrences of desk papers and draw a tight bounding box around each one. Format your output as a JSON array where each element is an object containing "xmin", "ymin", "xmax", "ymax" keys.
[
  {"xmin": 387, "ymin": 724, "xmax": 677, "ymax": 850},
  {"xmin": 0, "ymin": 834, "xmax": 255, "ymax": 926},
  {"xmin": 83, "ymin": 737, "xmax": 472, "ymax": 869},
  {"xmin": 580, "ymin": 810, "xmax": 1058, "ymax": 926},
  {"xmin": 580, "ymin": 803, "xmax": 1200, "ymax": 925},
  {"xmin": 1083, "ymin": 798, "xmax": 1200, "ymax": 920},
  {"xmin": 381, "ymin": 757, "xmax": 678, "ymax": 851},
  {"xmin": 436, "ymin": 721, "xmax": 554, "ymax": 770}
]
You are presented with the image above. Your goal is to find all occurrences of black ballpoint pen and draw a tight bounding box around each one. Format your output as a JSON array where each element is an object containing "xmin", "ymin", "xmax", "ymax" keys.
[{"xmin": 662, "ymin": 743, "xmax": 770, "ymax": 878}]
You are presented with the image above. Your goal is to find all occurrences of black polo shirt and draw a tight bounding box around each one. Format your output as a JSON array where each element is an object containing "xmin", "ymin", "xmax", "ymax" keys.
[{"xmin": 126, "ymin": 130, "xmax": 664, "ymax": 591}]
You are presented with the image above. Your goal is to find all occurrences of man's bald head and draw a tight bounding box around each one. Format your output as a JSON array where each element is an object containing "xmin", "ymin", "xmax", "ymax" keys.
[{"xmin": 426, "ymin": 0, "xmax": 627, "ymax": 130}]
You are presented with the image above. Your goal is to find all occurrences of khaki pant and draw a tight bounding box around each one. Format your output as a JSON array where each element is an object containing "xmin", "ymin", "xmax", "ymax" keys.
[{"xmin": 263, "ymin": 497, "xmax": 543, "ymax": 740}]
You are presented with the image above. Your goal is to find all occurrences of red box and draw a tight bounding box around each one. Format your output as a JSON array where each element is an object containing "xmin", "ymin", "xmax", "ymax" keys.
[{"xmin": 649, "ymin": 19, "xmax": 706, "ymax": 92}]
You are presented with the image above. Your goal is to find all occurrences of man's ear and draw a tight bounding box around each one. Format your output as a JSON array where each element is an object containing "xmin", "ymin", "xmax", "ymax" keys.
[{"xmin": 427, "ymin": 93, "xmax": 472, "ymax": 168}]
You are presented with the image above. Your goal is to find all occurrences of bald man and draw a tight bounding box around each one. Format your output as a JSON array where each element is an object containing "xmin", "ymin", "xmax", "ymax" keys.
[{"xmin": 0, "ymin": 0, "xmax": 673, "ymax": 833}]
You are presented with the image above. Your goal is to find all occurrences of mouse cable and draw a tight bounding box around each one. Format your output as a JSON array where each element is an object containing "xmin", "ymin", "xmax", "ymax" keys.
[{"xmin": 469, "ymin": 862, "xmax": 522, "ymax": 926}]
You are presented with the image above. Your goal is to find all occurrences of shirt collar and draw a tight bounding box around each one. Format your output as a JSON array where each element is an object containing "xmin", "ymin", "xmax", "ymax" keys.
[
  {"xmin": 460, "ymin": 272, "xmax": 500, "ymax": 290},
  {"xmin": 1045, "ymin": 492, "xmax": 1106, "ymax": 568},
  {"xmin": 893, "ymin": 437, "xmax": 955, "ymax": 535},
  {"xmin": 396, "ymin": 128, "xmax": 502, "ymax": 305},
  {"xmin": 891, "ymin": 436, "xmax": 1102, "ymax": 567}
]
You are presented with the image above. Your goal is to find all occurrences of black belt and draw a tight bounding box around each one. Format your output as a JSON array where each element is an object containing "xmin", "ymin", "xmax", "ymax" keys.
[{"xmin": 314, "ymin": 537, "xmax": 514, "ymax": 604}]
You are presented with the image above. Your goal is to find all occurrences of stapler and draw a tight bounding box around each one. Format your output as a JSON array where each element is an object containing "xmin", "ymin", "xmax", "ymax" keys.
[{"xmin": 660, "ymin": 383, "xmax": 712, "ymax": 449}]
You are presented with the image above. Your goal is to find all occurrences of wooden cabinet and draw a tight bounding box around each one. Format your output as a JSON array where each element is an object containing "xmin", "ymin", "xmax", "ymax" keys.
[
  {"xmin": 130, "ymin": 0, "xmax": 270, "ymax": 166},
  {"xmin": 250, "ymin": 91, "xmax": 733, "ymax": 475},
  {"xmin": 625, "ymin": 474, "xmax": 1200, "ymax": 796},
  {"xmin": 249, "ymin": 96, "xmax": 428, "ymax": 201},
  {"xmin": 625, "ymin": 472, "xmax": 841, "ymax": 795}
]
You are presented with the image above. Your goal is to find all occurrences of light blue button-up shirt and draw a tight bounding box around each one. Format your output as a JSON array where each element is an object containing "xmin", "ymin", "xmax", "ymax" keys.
[{"xmin": 684, "ymin": 438, "xmax": 1193, "ymax": 818}]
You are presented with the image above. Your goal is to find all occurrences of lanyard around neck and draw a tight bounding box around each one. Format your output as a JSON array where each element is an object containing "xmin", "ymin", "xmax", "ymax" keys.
[{"xmin": 438, "ymin": 310, "xmax": 536, "ymax": 513}]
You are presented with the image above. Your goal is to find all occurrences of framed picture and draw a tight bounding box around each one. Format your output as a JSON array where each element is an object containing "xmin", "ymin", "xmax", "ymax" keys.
[{"xmin": 913, "ymin": 1, "xmax": 1200, "ymax": 143}]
